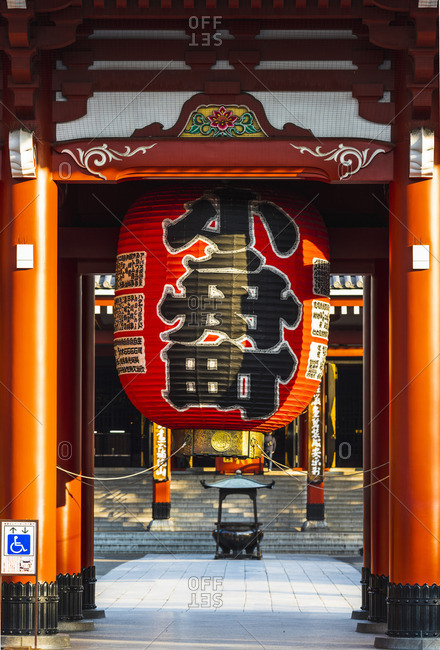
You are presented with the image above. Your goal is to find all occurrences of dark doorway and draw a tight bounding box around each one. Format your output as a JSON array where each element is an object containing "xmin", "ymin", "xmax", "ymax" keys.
[
  {"xmin": 95, "ymin": 356, "xmax": 143, "ymax": 466},
  {"xmin": 334, "ymin": 362, "xmax": 363, "ymax": 467}
]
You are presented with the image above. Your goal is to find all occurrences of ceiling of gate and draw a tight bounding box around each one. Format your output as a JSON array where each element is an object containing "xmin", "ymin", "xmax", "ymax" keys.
[
  {"xmin": 0, "ymin": 1, "xmax": 436, "ymax": 143},
  {"xmin": 54, "ymin": 20, "xmax": 395, "ymax": 142}
]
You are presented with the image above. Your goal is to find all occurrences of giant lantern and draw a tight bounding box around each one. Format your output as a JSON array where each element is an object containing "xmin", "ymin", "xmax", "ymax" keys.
[{"xmin": 114, "ymin": 185, "xmax": 330, "ymax": 456}]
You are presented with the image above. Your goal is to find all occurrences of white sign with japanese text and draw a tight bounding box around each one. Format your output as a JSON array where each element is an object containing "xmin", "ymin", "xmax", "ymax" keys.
[{"xmin": 1, "ymin": 520, "xmax": 37, "ymax": 575}]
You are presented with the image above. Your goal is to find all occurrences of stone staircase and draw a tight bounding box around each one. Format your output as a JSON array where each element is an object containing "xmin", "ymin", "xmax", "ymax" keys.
[{"xmin": 94, "ymin": 468, "xmax": 363, "ymax": 555}]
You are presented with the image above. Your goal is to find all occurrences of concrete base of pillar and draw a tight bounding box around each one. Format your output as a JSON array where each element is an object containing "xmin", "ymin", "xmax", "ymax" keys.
[
  {"xmin": 374, "ymin": 637, "xmax": 440, "ymax": 649},
  {"xmin": 57, "ymin": 620, "xmax": 95, "ymax": 632},
  {"xmin": 82, "ymin": 608, "xmax": 106, "ymax": 619},
  {"xmin": 1, "ymin": 634, "xmax": 71, "ymax": 648},
  {"xmin": 357, "ymin": 621, "xmax": 387, "ymax": 634},
  {"xmin": 301, "ymin": 519, "xmax": 328, "ymax": 531},
  {"xmin": 147, "ymin": 518, "xmax": 175, "ymax": 531},
  {"xmin": 352, "ymin": 609, "xmax": 369, "ymax": 620}
]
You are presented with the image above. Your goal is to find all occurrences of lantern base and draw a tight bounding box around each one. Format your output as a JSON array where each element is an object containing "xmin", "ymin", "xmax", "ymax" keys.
[
  {"xmin": 213, "ymin": 523, "xmax": 263, "ymax": 559},
  {"xmin": 173, "ymin": 429, "xmax": 264, "ymax": 458}
]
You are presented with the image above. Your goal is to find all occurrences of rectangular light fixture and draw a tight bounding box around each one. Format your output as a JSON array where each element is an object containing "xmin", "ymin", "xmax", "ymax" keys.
[
  {"xmin": 16, "ymin": 244, "xmax": 33, "ymax": 269},
  {"xmin": 412, "ymin": 245, "xmax": 430, "ymax": 270}
]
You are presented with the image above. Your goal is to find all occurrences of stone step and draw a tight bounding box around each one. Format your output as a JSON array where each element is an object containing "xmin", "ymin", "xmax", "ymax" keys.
[
  {"xmin": 95, "ymin": 503, "xmax": 362, "ymax": 521},
  {"xmin": 94, "ymin": 530, "xmax": 363, "ymax": 555},
  {"xmin": 95, "ymin": 494, "xmax": 361, "ymax": 502},
  {"xmin": 96, "ymin": 503, "xmax": 361, "ymax": 509},
  {"xmin": 96, "ymin": 502, "xmax": 362, "ymax": 521},
  {"xmin": 94, "ymin": 519, "xmax": 361, "ymax": 526},
  {"xmin": 95, "ymin": 495, "xmax": 361, "ymax": 502},
  {"xmin": 95, "ymin": 510, "xmax": 361, "ymax": 519},
  {"xmin": 93, "ymin": 468, "xmax": 364, "ymax": 553}
]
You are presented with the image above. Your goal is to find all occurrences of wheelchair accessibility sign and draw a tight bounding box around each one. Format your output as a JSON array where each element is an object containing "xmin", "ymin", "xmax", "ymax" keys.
[{"xmin": 1, "ymin": 520, "xmax": 37, "ymax": 575}]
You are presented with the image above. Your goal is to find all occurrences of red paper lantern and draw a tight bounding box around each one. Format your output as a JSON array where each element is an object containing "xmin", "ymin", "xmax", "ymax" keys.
[{"xmin": 114, "ymin": 185, "xmax": 330, "ymax": 433}]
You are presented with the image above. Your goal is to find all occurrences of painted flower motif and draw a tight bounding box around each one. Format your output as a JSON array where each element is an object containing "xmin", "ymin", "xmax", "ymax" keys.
[{"xmin": 207, "ymin": 106, "xmax": 238, "ymax": 131}]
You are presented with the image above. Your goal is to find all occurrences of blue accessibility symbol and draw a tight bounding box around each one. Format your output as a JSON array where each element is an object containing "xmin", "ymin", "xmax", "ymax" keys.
[{"xmin": 7, "ymin": 534, "xmax": 30, "ymax": 555}]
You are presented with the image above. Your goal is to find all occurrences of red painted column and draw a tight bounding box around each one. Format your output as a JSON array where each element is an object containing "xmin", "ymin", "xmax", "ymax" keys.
[
  {"xmin": 361, "ymin": 274, "xmax": 371, "ymax": 613},
  {"xmin": 152, "ymin": 481, "xmax": 171, "ymax": 518},
  {"xmin": 387, "ymin": 54, "xmax": 440, "ymax": 636},
  {"xmin": 0, "ymin": 136, "xmax": 59, "ymax": 633},
  {"xmin": 81, "ymin": 274, "xmax": 97, "ymax": 611},
  {"xmin": 368, "ymin": 259, "xmax": 389, "ymax": 622},
  {"xmin": 56, "ymin": 258, "xmax": 83, "ymax": 620},
  {"xmin": 305, "ymin": 482, "xmax": 324, "ymax": 521}
]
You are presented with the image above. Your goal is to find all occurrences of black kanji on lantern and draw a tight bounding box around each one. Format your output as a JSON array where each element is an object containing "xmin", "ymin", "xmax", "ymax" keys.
[
  {"xmin": 164, "ymin": 188, "xmax": 299, "ymax": 256},
  {"xmin": 159, "ymin": 187, "xmax": 302, "ymax": 420},
  {"xmin": 159, "ymin": 251, "xmax": 300, "ymax": 348},
  {"xmin": 162, "ymin": 340, "xmax": 296, "ymax": 420}
]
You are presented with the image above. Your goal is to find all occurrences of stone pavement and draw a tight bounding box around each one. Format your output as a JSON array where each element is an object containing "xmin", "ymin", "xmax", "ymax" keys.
[{"xmin": 70, "ymin": 554, "xmax": 375, "ymax": 650}]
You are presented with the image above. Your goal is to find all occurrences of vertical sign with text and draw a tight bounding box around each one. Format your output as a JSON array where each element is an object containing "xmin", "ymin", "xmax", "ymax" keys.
[
  {"xmin": 307, "ymin": 382, "xmax": 325, "ymax": 484},
  {"xmin": 153, "ymin": 423, "xmax": 170, "ymax": 481}
]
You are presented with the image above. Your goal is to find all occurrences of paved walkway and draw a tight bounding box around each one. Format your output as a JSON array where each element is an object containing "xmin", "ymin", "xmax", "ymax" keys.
[{"xmin": 70, "ymin": 554, "xmax": 375, "ymax": 649}]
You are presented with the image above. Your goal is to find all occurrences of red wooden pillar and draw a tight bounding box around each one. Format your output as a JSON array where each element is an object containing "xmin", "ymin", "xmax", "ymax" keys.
[
  {"xmin": 361, "ymin": 274, "xmax": 372, "ymax": 613},
  {"xmin": 0, "ymin": 137, "xmax": 59, "ymax": 633},
  {"xmin": 387, "ymin": 54, "xmax": 440, "ymax": 637},
  {"xmin": 305, "ymin": 481, "xmax": 325, "ymax": 523},
  {"xmin": 151, "ymin": 424, "xmax": 171, "ymax": 522},
  {"xmin": 369, "ymin": 260, "xmax": 389, "ymax": 622},
  {"xmin": 57, "ymin": 259, "xmax": 83, "ymax": 620},
  {"xmin": 152, "ymin": 481, "xmax": 171, "ymax": 519},
  {"xmin": 81, "ymin": 275, "xmax": 97, "ymax": 611}
]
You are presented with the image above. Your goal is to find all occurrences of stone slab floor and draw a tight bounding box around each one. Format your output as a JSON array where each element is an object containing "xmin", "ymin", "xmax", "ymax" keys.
[{"xmin": 69, "ymin": 554, "xmax": 375, "ymax": 650}]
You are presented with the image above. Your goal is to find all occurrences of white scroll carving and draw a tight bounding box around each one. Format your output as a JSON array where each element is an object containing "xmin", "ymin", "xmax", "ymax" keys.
[
  {"xmin": 61, "ymin": 143, "xmax": 157, "ymax": 180},
  {"xmin": 410, "ymin": 128, "xmax": 434, "ymax": 178},
  {"xmin": 290, "ymin": 143, "xmax": 386, "ymax": 180},
  {"xmin": 9, "ymin": 129, "xmax": 36, "ymax": 179}
]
